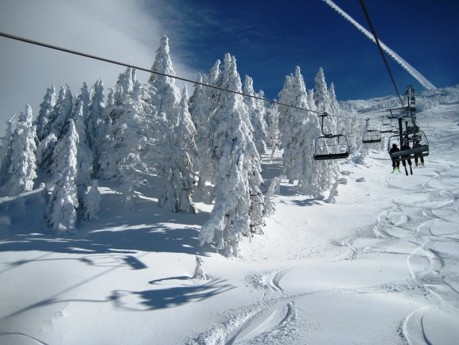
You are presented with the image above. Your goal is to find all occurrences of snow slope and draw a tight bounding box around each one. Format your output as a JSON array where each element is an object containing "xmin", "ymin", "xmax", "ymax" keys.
[{"xmin": 1, "ymin": 100, "xmax": 459, "ymax": 344}]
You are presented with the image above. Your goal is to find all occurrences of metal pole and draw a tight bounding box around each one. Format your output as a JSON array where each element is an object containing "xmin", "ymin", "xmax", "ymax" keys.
[{"xmin": 398, "ymin": 117, "xmax": 403, "ymax": 147}]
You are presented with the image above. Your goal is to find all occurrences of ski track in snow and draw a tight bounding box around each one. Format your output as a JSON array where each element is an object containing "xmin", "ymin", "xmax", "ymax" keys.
[
  {"xmin": 2, "ymin": 101, "xmax": 459, "ymax": 344},
  {"xmin": 358, "ymin": 127, "xmax": 459, "ymax": 344},
  {"xmin": 188, "ymin": 106, "xmax": 459, "ymax": 345}
]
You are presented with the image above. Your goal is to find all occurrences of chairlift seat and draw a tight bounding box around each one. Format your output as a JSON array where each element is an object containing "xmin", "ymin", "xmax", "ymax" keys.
[
  {"xmin": 390, "ymin": 145, "xmax": 429, "ymax": 161},
  {"xmin": 362, "ymin": 129, "xmax": 382, "ymax": 143},
  {"xmin": 313, "ymin": 152, "xmax": 350, "ymax": 160},
  {"xmin": 388, "ymin": 130, "xmax": 429, "ymax": 161},
  {"xmin": 313, "ymin": 133, "xmax": 350, "ymax": 161}
]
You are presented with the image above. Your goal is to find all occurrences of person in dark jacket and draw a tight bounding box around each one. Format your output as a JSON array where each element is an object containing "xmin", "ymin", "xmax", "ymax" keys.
[
  {"xmin": 413, "ymin": 140, "xmax": 425, "ymax": 166},
  {"xmin": 389, "ymin": 143, "xmax": 400, "ymax": 173}
]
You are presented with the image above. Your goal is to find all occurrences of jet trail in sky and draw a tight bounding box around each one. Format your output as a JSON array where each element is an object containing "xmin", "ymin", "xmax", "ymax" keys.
[{"xmin": 323, "ymin": 0, "xmax": 436, "ymax": 90}]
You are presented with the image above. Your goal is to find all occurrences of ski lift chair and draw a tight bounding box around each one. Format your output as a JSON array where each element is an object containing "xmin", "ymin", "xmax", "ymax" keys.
[
  {"xmin": 388, "ymin": 131, "xmax": 429, "ymax": 161},
  {"xmin": 380, "ymin": 117, "xmax": 393, "ymax": 133},
  {"xmin": 380, "ymin": 123, "xmax": 393, "ymax": 133},
  {"xmin": 313, "ymin": 134, "xmax": 350, "ymax": 160},
  {"xmin": 362, "ymin": 118, "xmax": 381, "ymax": 143},
  {"xmin": 362, "ymin": 129, "xmax": 382, "ymax": 143},
  {"xmin": 313, "ymin": 113, "xmax": 350, "ymax": 160}
]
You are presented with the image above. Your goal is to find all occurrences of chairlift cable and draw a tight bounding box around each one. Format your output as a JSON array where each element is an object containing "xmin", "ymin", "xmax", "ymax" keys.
[
  {"xmin": 358, "ymin": 0, "xmax": 405, "ymax": 108},
  {"xmin": 0, "ymin": 31, "xmax": 352, "ymax": 120}
]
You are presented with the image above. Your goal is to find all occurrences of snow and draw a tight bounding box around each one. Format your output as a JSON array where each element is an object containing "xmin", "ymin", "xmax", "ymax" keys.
[{"xmin": 1, "ymin": 99, "xmax": 459, "ymax": 344}]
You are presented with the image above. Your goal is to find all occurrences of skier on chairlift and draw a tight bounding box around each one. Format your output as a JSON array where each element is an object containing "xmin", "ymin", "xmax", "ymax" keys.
[
  {"xmin": 413, "ymin": 139, "xmax": 425, "ymax": 166},
  {"xmin": 401, "ymin": 141, "xmax": 413, "ymax": 176},
  {"xmin": 389, "ymin": 143, "xmax": 400, "ymax": 173}
]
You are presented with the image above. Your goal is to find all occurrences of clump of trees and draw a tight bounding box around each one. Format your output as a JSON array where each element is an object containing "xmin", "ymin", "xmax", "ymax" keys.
[{"xmin": 0, "ymin": 35, "xmax": 357, "ymax": 255}]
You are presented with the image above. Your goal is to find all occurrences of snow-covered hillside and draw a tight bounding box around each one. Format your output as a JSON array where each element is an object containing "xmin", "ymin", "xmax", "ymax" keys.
[{"xmin": 1, "ymin": 91, "xmax": 458, "ymax": 344}]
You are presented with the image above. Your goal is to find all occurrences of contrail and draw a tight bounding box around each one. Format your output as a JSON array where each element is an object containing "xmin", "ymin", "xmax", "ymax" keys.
[{"xmin": 323, "ymin": 0, "xmax": 436, "ymax": 90}]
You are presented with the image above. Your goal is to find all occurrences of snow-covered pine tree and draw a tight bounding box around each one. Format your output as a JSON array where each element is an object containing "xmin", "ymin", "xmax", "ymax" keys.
[
  {"xmin": 5, "ymin": 105, "xmax": 37, "ymax": 196},
  {"xmin": 264, "ymin": 176, "xmax": 280, "ymax": 216},
  {"xmin": 73, "ymin": 99, "xmax": 94, "ymax": 203},
  {"xmin": 0, "ymin": 113, "xmax": 18, "ymax": 190},
  {"xmin": 328, "ymin": 82, "xmax": 340, "ymax": 115},
  {"xmin": 98, "ymin": 68, "xmax": 137, "ymax": 179},
  {"xmin": 158, "ymin": 86, "xmax": 197, "ymax": 213},
  {"xmin": 278, "ymin": 67, "xmax": 324, "ymax": 197},
  {"xmin": 189, "ymin": 61, "xmax": 223, "ymax": 199},
  {"xmin": 87, "ymin": 79, "xmax": 106, "ymax": 176},
  {"xmin": 0, "ymin": 137, "xmax": 7, "ymax": 190},
  {"xmin": 313, "ymin": 67, "xmax": 340, "ymax": 191},
  {"xmin": 148, "ymin": 35, "xmax": 181, "ymax": 118},
  {"xmin": 35, "ymin": 86, "xmax": 56, "ymax": 141},
  {"xmin": 265, "ymin": 102, "xmax": 280, "ymax": 149},
  {"xmin": 199, "ymin": 54, "xmax": 265, "ymax": 256},
  {"xmin": 83, "ymin": 179, "xmax": 101, "ymax": 221},
  {"xmin": 314, "ymin": 67, "xmax": 332, "ymax": 113},
  {"xmin": 110, "ymin": 73, "xmax": 149, "ymax": 207},
  {"xmin": 78, "ymin": 83, "xmax": 91, "ymax": 121},
  {"xmin": 37, "ymin": 85, "xmax": 74, "ymax": 172},
  {"xmin": 144, "ymin": 36, "xmax": 197, "ymax": 212},
  {"xmin": 307, "ymin": 89, "xmax": 317, "ymax": 113},
  {"xmin": 45, "ymin": 85, "xmax": 74, "ymax": 140},
  {"xmin": 278, "ymin": 66, "xmax": 310, "ymax": 183},
  {"xmin": 47, "ymin": 120, "xmax": 79, "ymax": 233},
  {"xmin": 243, "ymin": 76, "xmax": 268, "ymax": 155}
]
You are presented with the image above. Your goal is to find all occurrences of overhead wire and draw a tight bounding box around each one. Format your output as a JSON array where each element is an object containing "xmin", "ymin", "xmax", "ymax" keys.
[
  {"xmin": 358, "ymin": 0, "xmax": 405, "ymax": 108},
  {"xmin": 0, "ymin": 31, "xmax": 353, "ymax": 119}
]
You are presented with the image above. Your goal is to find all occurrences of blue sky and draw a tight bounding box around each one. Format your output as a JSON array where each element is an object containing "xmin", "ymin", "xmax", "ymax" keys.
[
  {"xmin": 155, "ymin": 0, "xmax": 458, "ymax": 100},
  {"xmin": 0, "ymin": 0, "xmax": 458, "ymax": 135}
]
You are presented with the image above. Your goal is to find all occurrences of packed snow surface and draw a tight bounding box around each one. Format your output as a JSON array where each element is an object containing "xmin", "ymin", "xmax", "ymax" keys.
[{"xmin": 1, "ymin": 101, "xmax": 459, "ymax": 344}]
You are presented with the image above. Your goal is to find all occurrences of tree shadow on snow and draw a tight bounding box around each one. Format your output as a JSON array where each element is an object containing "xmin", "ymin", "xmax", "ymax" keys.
[
  {"xmin": 110, "ymin": 278, "xmax": 234, "ymax": 311},
  {"xmin": 291, "ymin": 198, "xmax": 322, "ymax": 207},
  {"xmin": 0, "ymin": 185, "xmax": 214, "ymax": 258}
]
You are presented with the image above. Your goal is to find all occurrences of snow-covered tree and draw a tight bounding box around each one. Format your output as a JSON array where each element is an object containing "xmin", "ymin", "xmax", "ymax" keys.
[
  {"xmin": 78, "ymin": 83, "xmax": 91, "ymax": 121},
  {"xmin": 5, "ymin": 105, "xmax": 37, "ymax": 196},
  {"xmin": 199, "ymin": 54, "xmax": 265, "ymax": 256},
  {"xmin": 265, "ymin": 102, "xmax": 280, "ymax": 148},
  {"xmin": 307, "ymin": 89, "xmax": 317, "ymax": 113},
  {"xmin": 72, "ymin": 99, "xmax": 94, "ymax": 202},
  {"xmin": 98, "ymin": 68, "xmax": 138, "ymax": 179},
  {"xmin": 314, "ymin": 67, "xmax": 332, "ymax": 113},
  {"xmin": 278, "ymin": 67, "xmax": 310, "ymax": 182},
  {"xmin": 0, "ymin": 113, "xmax": 18, "ymax": 189},
  {"xmin": 100, "ymin": 70, "xmax": 156, "ymax": 207},
  {"xmin": 35, "ymin": 86, "xmax": 56, "ymax": 141},
  {"xmin": 45, "ymin": 85, "xmax": 73, "ymax": 139},
  {"xmin": 83, "ymin": 180, "xmax": 101, "ymax": 221},
  {"xmin": 0, "ymin": 137, "xmax": 8, "ymax": 189},
  {"xmin": 148, "ymin": 35, "xmax": 181, "ymax": 117},
  {"xmin": 264, "ymin": 176, "xmax": 280, "ymax": 217},
  {"xmin": 189, "ymin": 61, "xmax": 223, "ymax": 199},
  {"xmin": 328, "ymin": 82, "xmax": 340, "ymax": 115},
  {"xmin": 243, "ymin": 76, "xmax": 268, "ymax": 155},
  {"xmin": 278, "ymin": 67, "xmax": 324, "ymax": 197},
  {"xmin": 313, "ymin": 68, "xmax": 340, "ymax": 191},
  {"xmin": 37, "ymin": 85, "xmax": 73, "ymax": 171},
  {"xmin": 47, "ymin": 120, "xmax": 79, "ymax": 233},
  {"xmin": 158, "ymin": 87, "xmax": 197, "ymax": 213},
  {"xmin": 35, "ymin": 134, "xmax": 57, "ymax": 174},
  {"xmin": 87, "ymin": 79, "xmax": 106, "ymax": 176}
]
